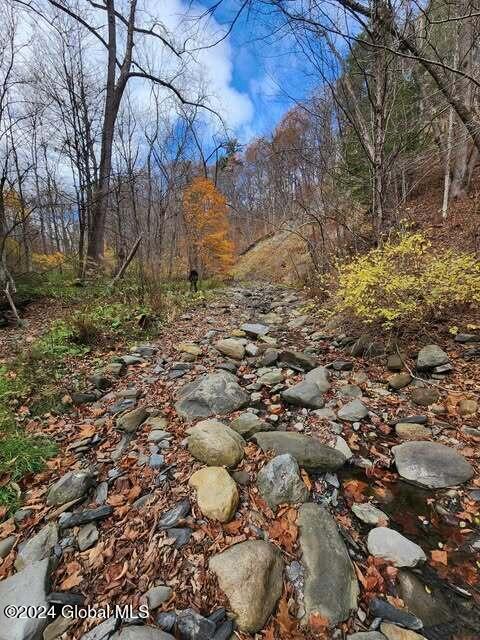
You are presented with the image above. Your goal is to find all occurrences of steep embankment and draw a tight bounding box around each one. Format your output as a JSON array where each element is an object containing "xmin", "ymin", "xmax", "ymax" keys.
[{"xmin": 233, "ymin": 230, "xmax": 312, "ymax": 283}]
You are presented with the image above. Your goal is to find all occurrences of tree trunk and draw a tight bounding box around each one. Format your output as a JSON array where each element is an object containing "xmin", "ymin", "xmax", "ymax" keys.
[{"xmin": 86, "ymin": 0, "xmax": 120, "ymax": 265}]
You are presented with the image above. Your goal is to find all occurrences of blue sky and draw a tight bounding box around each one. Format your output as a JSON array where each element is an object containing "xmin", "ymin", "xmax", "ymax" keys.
[{"xmin": 200, "ymin": 0, "xmax": 311, "ymax": 142}]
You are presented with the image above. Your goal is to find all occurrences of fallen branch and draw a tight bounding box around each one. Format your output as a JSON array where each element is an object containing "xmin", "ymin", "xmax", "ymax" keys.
[{"xmin": 109, "ymin": 235, "xmax": 142, "ymax": 288}]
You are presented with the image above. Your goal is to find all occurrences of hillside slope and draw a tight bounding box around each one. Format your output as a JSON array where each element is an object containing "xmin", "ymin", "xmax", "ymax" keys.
[{"xmin": 233, "ymin": 230, "xmax": 311, "ymax": 283}]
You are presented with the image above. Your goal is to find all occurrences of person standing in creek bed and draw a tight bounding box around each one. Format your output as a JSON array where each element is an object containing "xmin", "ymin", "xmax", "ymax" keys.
[{"xmin": 188, "ymin": 269, "xmax": 199, "ymax": 292}]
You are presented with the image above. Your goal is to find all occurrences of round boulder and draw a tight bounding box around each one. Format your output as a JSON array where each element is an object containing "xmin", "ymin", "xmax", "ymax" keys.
[
  {"xmin": 189, "ymin": 467, "xmax": 238, "ymax": 522},
  {"xmin": 215, "ymin": 338, "xmax": 245, "ymax": 360},
  {"xmin": 187, "ymin": 419, "xmax": 245, "ymax": 468}
]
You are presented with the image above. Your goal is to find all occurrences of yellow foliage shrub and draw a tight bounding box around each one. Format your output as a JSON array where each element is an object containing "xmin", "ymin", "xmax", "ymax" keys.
[
  {"xmin": 333, "ymin": 232, "xmax": 480, "ymax": 328},
  {"xmin": 32, "ymin": 252, "xmax": 65, "ymax": 271}
]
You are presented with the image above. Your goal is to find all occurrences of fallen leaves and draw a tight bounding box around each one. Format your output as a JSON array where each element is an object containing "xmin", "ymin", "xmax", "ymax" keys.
[
  {"xmin": 60, "ymin": 561, "xmax": 83, "ymax": 589},
  {"xmin": 308, "ymin": 612, "xmax": 330, "ymax": 637},
  {"xmin": 267, "ymin": 506, "xmax": 298, "ymax": 554},
  {"xmin": 277, "ymin": 597, "xmax": 299, "ymax": 635},
  {"xmin": 343, "ymin": 479, "xmax": 369, "ymax": 503},
  {"xmin": 431, "ymin": 549, "xmax": 448, "ymax": 565}
]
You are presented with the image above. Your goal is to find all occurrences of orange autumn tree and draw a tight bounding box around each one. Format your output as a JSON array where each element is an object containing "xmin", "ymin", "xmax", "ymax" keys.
[{"xmin": 182, "ymin": 177, "xmax": 235, "ymax": 275}]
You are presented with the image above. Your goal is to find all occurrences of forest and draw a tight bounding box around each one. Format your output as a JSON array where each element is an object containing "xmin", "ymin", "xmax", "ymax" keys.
[{"xmin": 0, "ymin": 2, "xmax": 480, "ymax": 640}]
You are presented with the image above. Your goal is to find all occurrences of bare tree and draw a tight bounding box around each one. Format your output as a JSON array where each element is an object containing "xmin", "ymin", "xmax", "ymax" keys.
[{"xmin": 14, "ymin": 0, "xmax": 221, "ymax": 267}]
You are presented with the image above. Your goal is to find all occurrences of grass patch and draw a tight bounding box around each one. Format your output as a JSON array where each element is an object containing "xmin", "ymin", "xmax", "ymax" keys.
[
  {"xmin": 0, "ymin": 433, "xmax": 58, "ymax": 482},
  {"xmin": 0, "ymin": 432, "xmax": 58, "ymax": 515},
  {"xmin": 0, "ymin": 485, "xmax": 21, "ymax": 514}
]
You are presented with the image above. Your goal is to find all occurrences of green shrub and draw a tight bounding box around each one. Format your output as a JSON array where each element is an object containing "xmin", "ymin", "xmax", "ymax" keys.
[
  {"xmin": 30, "ymin": 321, "xmax": 90, "ymax": 360},
  {"xmin": 333, "ymin": 232, "xmax": 480, "ymax": 329}
]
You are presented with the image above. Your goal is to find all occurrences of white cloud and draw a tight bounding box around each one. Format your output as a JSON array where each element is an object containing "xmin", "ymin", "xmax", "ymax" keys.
[{"xmin": 135, "ymin": 0, "xmax": 254, "ymax": 133}]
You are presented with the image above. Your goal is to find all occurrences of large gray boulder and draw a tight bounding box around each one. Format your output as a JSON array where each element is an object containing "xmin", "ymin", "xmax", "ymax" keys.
[
  {"xmin": 175, "ymin": 371, "xmax": 249, "ymax": 420},
  {"xmin": 277, "ymin": 350, "xmax": 316, "ymax": 371},
  {"xmin": 0, "ymin": 558, "xmax": 50, "ymax": 640},
  {"xmin": 215, "ymin": 338, "xmax": 245, "ymax": 360},
  {"xmin": 14, "ymin": 523, "xmax": 58, "ymax": 571},
  {"xmin": 187, "ymin": 419, "xmax": 245, "ymax": 467},
  {"xmin": 305, "ymin": 366, "xmax": 331, "ymax": 392},
  {"xmin": 253, "ymin": 432, "xmax": 346, "ymax": 471},
  {"xmin": 417, "ymin": 344, "xmax": 449, "ymax": 370},
  {"xmin": 209, "ymin": 540, "xmax": 283, "ymax": 633},
  {"xmin": 257, "ymin": 454, "xmax": 309, "ymax": 509},
  {"xmin": 367, "ymin": 527, "xmax": 426, "ymax": 567},
  {"xmin": 298, "ymin": 503, "xmax": 359, "ymax": 627},
  {"xmin": 46, "ymin": 470, "xmax": 94, "ymax": 506},
  {"xmin": 392, "ymin": 441, "xmax": 474, "ymax": 488},
  {"xmin": 338, "ymin": 399, "xmax": 368, "ymax": 422},
  {"xmin": 281, "ymin": 381, "xmax": 325, "ymax": 409},
  {"xmin": 230, "ymin": 412, "xmax": 271, "ymax": 438}
]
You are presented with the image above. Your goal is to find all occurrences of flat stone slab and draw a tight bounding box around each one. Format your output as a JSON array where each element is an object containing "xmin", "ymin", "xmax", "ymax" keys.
[
  {"xmin": 392, "ymin": 441, "xmax": 474, "ymax": 488},
  {"xmin": 0, "ymin": 558, "xmax": 50, "ymax": 640},
  {"xmin": 253, "ymin": 432, "xmax": 346, "ymax": 471},
  {"xmin": 240, "ymin": 323, "xmax": 270, "ymax": 337},
  {"xmin": 175, "ymin": 371, "xmax": 249, "ymax": 420},
  {"xmin": 298, "ymin": 503, "xmax": 359, "ymax": 627}
]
